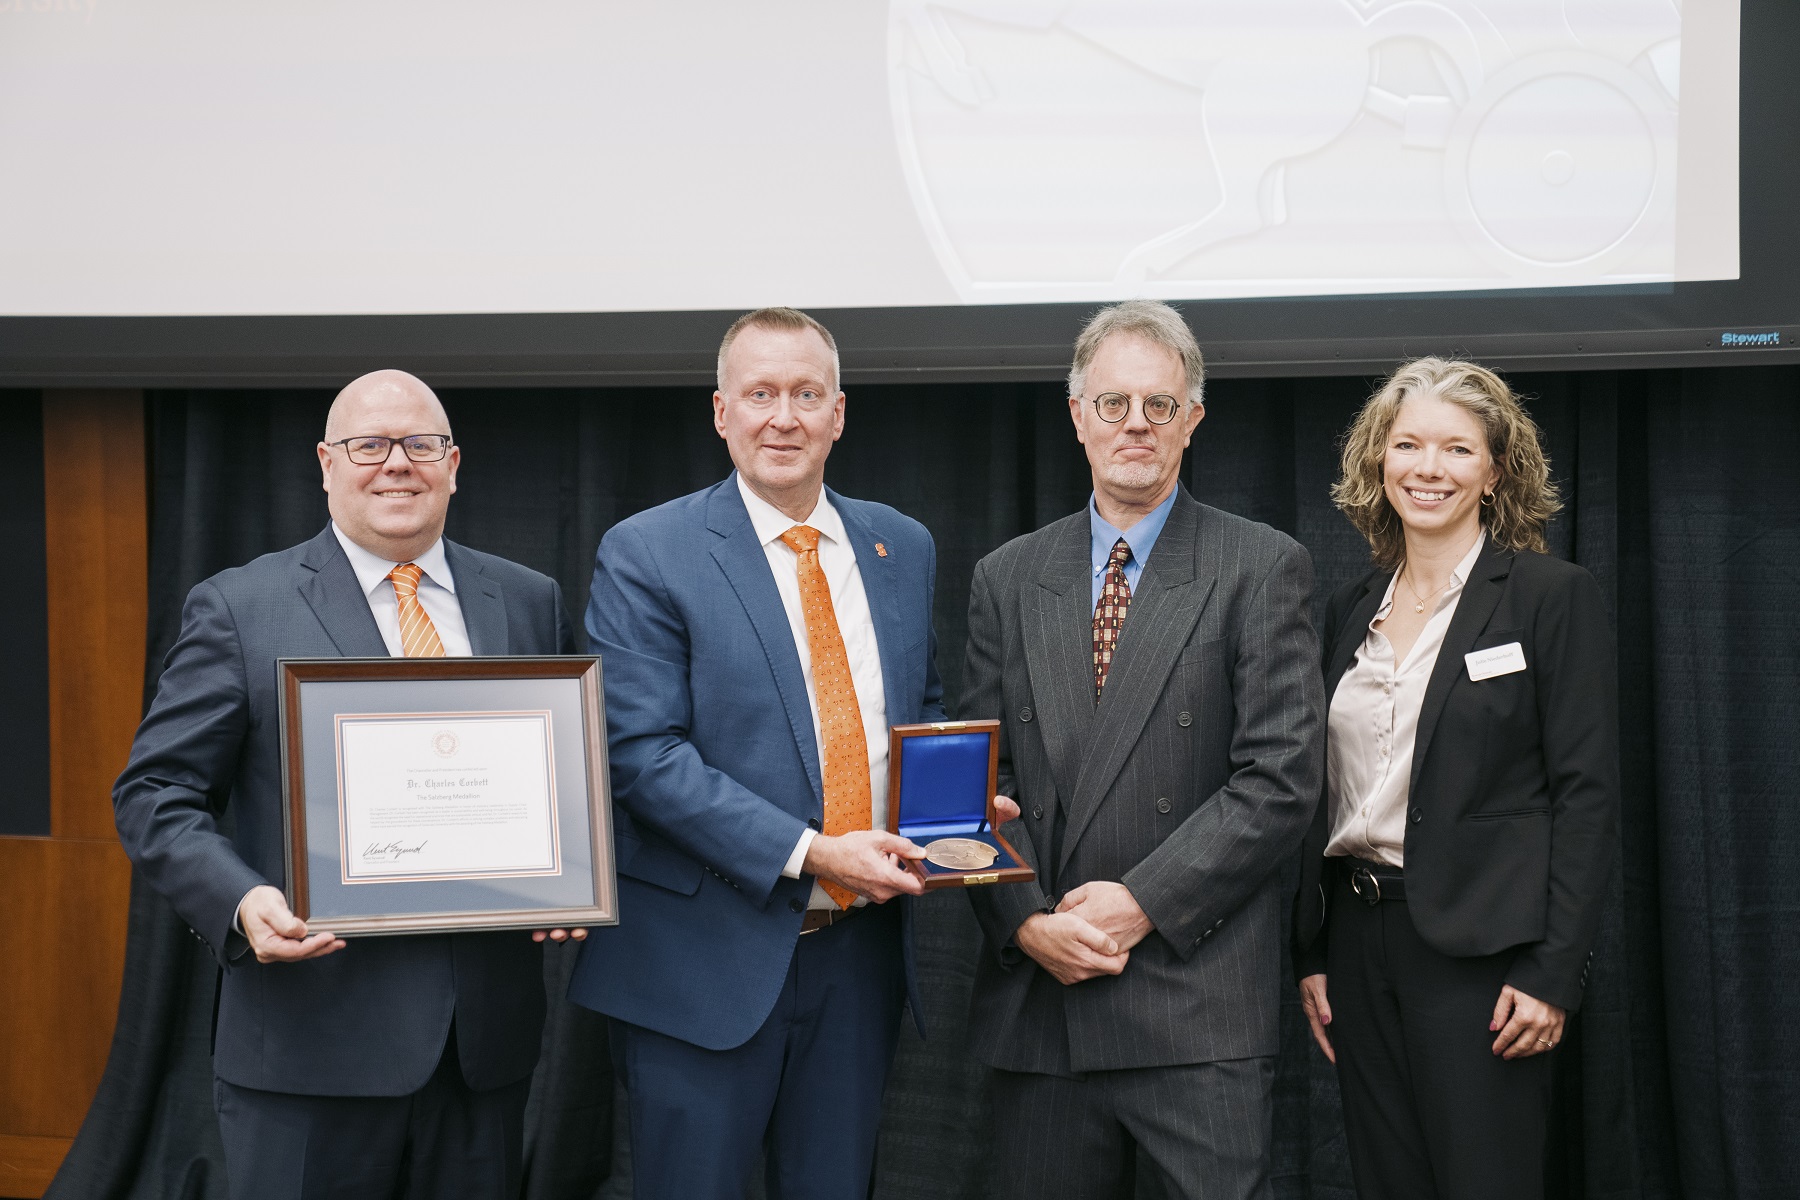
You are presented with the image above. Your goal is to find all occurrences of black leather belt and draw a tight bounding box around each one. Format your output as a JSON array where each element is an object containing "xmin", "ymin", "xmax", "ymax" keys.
[{"xmin": 1337, "ymin": 857, "xmax": 1405, "ymax": 905}]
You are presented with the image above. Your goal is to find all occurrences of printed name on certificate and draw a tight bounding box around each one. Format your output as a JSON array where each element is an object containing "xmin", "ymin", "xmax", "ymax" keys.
[{"xmin": 334, "ymin": 711, "xmax": 563, "ymax": 885}]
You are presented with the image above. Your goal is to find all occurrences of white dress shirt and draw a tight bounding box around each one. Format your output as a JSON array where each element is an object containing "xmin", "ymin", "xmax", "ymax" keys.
[
  {"xmin": 1325, "ymin": 532, "xmax": 1486, "ymax": 868},
  {"xmin": 735, "ymin": 476, "xmax": 890, "ymax": 909},
  {"xmin": 331, "ymin": 523, "xmax": 473, "ymax": 658}
]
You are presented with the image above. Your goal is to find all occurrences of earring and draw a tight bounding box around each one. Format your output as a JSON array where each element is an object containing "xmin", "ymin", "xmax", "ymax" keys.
[{"xmin": 1480, "ymin": 492, "xmax": 1495, "ymax": 507}]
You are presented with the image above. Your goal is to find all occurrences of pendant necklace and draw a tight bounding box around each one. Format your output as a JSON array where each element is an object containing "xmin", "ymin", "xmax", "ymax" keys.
[{"xmin": 1399, "ymin": 568, "xmax": 1452, "ymax": 614}]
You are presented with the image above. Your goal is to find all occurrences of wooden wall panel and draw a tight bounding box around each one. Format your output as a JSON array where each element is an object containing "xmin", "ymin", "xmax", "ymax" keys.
[
  {"xmin": 44, "ymin": 390, "xmax": 151, "ymax": 841},
  {"xmin": 0, "ymin": 390, "xmax": 147, "ymax": 1200},
  {"xmin": 0, "ymin": 1135, "xmax": 74, "ymax": 1199},
  {"xmin": 0, "ymin": 839, "xmax": 133, "ymax": 1128}
]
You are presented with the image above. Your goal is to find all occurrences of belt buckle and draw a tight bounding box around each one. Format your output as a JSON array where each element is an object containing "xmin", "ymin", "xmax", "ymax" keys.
[{"xmin": 1349, "ymin": 866, "xmax": 1383, "ymax": 906}]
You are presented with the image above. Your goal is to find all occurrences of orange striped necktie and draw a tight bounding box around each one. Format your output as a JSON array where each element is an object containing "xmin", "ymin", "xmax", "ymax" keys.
[
  {"xmin": 387, "ymin": 563, "xmax": 447, "ymax": 658},
  {"xmin": 778, "ymin": 524, "xmax": 869, "ymax": 911}
]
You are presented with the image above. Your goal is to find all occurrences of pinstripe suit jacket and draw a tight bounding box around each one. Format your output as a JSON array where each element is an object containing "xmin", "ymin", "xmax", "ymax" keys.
[{"xmin": 963, "ymin": 489, "xmax": 1325, "ymax": 1073}]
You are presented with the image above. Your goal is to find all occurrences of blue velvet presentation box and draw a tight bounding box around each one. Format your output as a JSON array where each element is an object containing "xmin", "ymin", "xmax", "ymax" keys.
[{"xmin": 886, "ymin": 720, "xmax": 1034, "ymax": 889}]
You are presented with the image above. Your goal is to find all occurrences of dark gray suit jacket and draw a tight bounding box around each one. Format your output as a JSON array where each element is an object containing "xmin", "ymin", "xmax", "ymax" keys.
[
  {"xmin": 963, "ymin": 489, "xmax": 1324, "ymax": 1074},
  {"xmin": 112, "ymin": 526, "xmax": 576, "ymax": 1096}
]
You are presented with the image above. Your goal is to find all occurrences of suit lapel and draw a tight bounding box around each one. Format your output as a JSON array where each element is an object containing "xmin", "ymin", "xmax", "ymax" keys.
[
  {"xmin": 1060, "ymin": 493, "xmax": 1213, "ymax": 870},
  {"xmin": 443, "ymin": 540, "xmax": 508, "ymax": 655},
  {"xmin": 832, "ymin": 490, "xmax": 910, "ymax": 726},
  {"xmin": 1326, "ymin": 574, "xmax": 1388, "ymax": 695},
  {"xmin": 297, "ymin": 527, "xmax": 389, "ymax": 658},
  {"xmin": 1020, "ymin": 514, "xmax": 1095, "ymax": 809},
  {"xmin": 707, "ymin": 478, "xmax": 823, "ymax": 802},
  {"xmin": 1409, "ymin": 542, "xmax": 1513, "ymax": 792}
]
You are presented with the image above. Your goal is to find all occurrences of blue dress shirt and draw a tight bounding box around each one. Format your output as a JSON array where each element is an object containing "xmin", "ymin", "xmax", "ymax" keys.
[{"xmin": 1088, "ymin": 488, "xmax": 1178, "ymax": 608}]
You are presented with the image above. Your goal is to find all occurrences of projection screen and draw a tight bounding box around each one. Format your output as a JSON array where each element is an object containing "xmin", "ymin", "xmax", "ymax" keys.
[{"xmin": 2, "ymin": 0, "xmax": 1791, "ymax": 383}]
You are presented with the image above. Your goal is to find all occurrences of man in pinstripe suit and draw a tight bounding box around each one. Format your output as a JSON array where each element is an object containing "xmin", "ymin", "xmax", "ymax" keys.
[{"xmin": 962, "ymin": 301, "xmax": 1325, "ymax": 1199}]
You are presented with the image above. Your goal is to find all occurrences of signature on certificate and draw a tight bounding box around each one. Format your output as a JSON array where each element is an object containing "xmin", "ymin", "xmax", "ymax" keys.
[{"xmin": 363, "ymin": 840, "xmax": 428, "ymax": 862}]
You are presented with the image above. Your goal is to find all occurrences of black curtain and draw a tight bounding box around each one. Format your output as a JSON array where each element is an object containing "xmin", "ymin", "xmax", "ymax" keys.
[{"xmin": 48, "ymin": 367, "xmax": 1800, "ymax": 1200}]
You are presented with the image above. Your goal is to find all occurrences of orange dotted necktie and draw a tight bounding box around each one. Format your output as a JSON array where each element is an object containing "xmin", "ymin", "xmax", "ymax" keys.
[
  {"xmin": 387, "ymin": 563, "xmax": 447, "ymax": 658},
  {"xmin": 1092, "ymin": 538, "xmax": 1133, "ymax": 700},
  {"xmin": 779, "ymin": 525, "xmax": 869, "ymax": 910}
]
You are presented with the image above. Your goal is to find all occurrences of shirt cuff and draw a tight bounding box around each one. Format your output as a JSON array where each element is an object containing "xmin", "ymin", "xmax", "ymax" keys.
[
  {"xmin": 233, "ymin": 887, "xmax": 256, "ymax": 936},
  {"xmin": 782, "ymin": 828, "xmax": 817, "ymax": 880}
]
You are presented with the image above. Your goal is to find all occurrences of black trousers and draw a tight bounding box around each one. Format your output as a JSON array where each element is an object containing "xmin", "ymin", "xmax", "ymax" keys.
[
  {"xmin": 214, "ymin": 1025, "xmax": 530, "ymax": 1200},
  {"xmin": 1325, "ymin": 868, "xmax": 1551, "ymax": 1200}
]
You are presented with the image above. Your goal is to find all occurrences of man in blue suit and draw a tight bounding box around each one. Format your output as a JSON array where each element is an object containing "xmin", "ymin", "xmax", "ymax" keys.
[
  {"xmin": 569, "ymin": 308, "xmax": 996, "ymax": 1198},
  {"xmin": 112, "ymin": 370, "xmax": 579, "ymax": 1200}
]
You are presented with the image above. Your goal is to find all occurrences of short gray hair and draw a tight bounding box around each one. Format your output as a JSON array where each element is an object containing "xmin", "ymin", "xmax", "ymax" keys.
[
  {"xmin": 1068, "ymin": 300, "xmax": 1205, "ymax": 410},
  {"xmin": 716, "ymin": 307, "xmax": 841, "ymax": 395}
]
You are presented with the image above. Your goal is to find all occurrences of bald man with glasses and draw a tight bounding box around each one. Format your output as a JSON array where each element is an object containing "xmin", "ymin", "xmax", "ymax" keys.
[{"xmin": 113, "ymin": 370, "xmax": 580, "ymax": 1200}]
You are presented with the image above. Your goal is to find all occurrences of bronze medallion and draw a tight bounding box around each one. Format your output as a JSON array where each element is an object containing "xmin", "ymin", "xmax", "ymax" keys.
[{"xmin": 923, "ymin": 837, "xmax": 999, "ymax": 871}]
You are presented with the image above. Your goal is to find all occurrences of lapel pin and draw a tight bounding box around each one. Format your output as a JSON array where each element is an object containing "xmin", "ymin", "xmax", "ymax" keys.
[{"xmin": 875, "ymin": 543, "xmax": 888, "ymax": 557}]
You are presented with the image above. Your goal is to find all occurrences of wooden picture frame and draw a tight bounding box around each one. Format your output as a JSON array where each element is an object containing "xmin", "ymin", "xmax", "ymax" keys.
[{"xmin": 277, "ymin": 656, "xmax": 617, "ymax": 935}]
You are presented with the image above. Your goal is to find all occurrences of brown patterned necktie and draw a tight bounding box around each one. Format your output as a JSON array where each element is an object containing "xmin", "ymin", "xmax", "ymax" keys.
[
  {"xmin": 387, "ymin": 563, "xmax": 447, "ymax": 658},
  {"xmin": 1092, "ymin": 538, "xmax": 1133, "ymax": 699},
  {"xmin": 778, "ymin": 524, "xmax": 869, "ymax": 910}
]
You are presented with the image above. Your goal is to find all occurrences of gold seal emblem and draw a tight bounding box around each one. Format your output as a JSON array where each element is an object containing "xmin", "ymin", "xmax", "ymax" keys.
[
  {"xmin": 430, "ymin": 730, "xmax": 460, "ymax": 758},
  {"xmin": 923, "ymin": 837, "xmax": 999, "ymax": 871}
]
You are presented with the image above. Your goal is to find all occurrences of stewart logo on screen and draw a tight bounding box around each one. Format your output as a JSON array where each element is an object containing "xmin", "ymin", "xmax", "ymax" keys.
[{"xmin": 1719, "ymin": 331, "xmax": 1784, "ymax": 347}]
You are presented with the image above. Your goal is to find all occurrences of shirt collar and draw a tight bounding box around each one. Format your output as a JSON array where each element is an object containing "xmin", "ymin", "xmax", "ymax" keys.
[
  {"xmin": 736, "ymin": 473, "xmax": 846, "ymax": 550},
  {"xmin": 1089, "ymin": 488, "xmax": 1178, "ymax": 577},
  {"xmin": 1375, "ymin": 529, "xmax": 1486, "ymax": 619},
  {"xmin": 331, "ymin": 523, "xmax": 457, "ymax": 598}
]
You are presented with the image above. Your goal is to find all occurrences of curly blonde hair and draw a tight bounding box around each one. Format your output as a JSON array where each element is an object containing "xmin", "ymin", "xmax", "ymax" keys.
[{"xmin": 1333, "ymin": 357, "xmax": 1560, "ymax": 568}]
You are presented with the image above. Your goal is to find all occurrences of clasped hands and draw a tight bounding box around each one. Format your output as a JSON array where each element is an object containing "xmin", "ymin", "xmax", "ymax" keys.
[
  {"xmin": 1017, "ymin": 882, "xmax": 1151, "ymax": 984},
  {"xmin": 799, "ymin": 796, "xmax": 1027, "ymax": 903},
  {"xmin": 236, "ymin": 884, "xmax": 587, "ymax": 965}
]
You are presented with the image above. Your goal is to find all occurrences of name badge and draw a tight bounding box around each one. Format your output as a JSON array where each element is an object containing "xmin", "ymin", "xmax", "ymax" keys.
[{"xmin": 1466, "ymin": 641, "xmax": 1527, "ymax": 681}]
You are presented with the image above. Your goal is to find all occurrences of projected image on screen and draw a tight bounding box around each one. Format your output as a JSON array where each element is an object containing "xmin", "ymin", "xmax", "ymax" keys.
[
  {"xmin": 890, "ymin": 0, "xmax": 1685, "ymax": 301},
  {"xmin": 0, "ymin": 0, "xmax": 1731, "ymax": 318}
]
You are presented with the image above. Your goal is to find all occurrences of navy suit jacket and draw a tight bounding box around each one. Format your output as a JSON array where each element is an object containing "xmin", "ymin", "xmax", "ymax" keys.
[
  {"xmin": 567, "ymin": 476, "xmax": 943, "ymax": 1050},
  {"xmin": 113, "ymin": 526, "xmax": 576, "ymax": 1096}
]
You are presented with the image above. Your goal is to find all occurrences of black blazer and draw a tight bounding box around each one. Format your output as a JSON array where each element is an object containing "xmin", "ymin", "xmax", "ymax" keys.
[
  {"xmin": 1291, "ymin": 541, "xmax": 1619, "ymax": 1012},
  {"xmin": 113, "ymin": 526, "xmax": 576, "ymax": 1095}
]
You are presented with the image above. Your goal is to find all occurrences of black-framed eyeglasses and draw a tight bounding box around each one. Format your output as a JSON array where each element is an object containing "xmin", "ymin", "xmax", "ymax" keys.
[
  {"xmin": 1090, "ymin": 392, "xmax": 1180, "ymax": 425},
  {"xmin": 326, "ymin": 434, "xmax": 454, "ymax": 464}
]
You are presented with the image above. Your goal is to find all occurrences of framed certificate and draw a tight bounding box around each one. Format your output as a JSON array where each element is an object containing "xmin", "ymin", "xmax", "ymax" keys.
[
  {"xmin": 887, "ymin": 720, "xmax": 1035, "ymax": 889},
  {"xmin": 277, "ymin": 656, "xmax": 617, "ymax": 936}
]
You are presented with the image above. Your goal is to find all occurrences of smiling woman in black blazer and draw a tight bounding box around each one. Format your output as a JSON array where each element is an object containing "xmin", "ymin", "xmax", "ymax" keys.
[{"xmin": 1291, "ymin": 358, "xmax": 1619, "ymax": 1200}]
